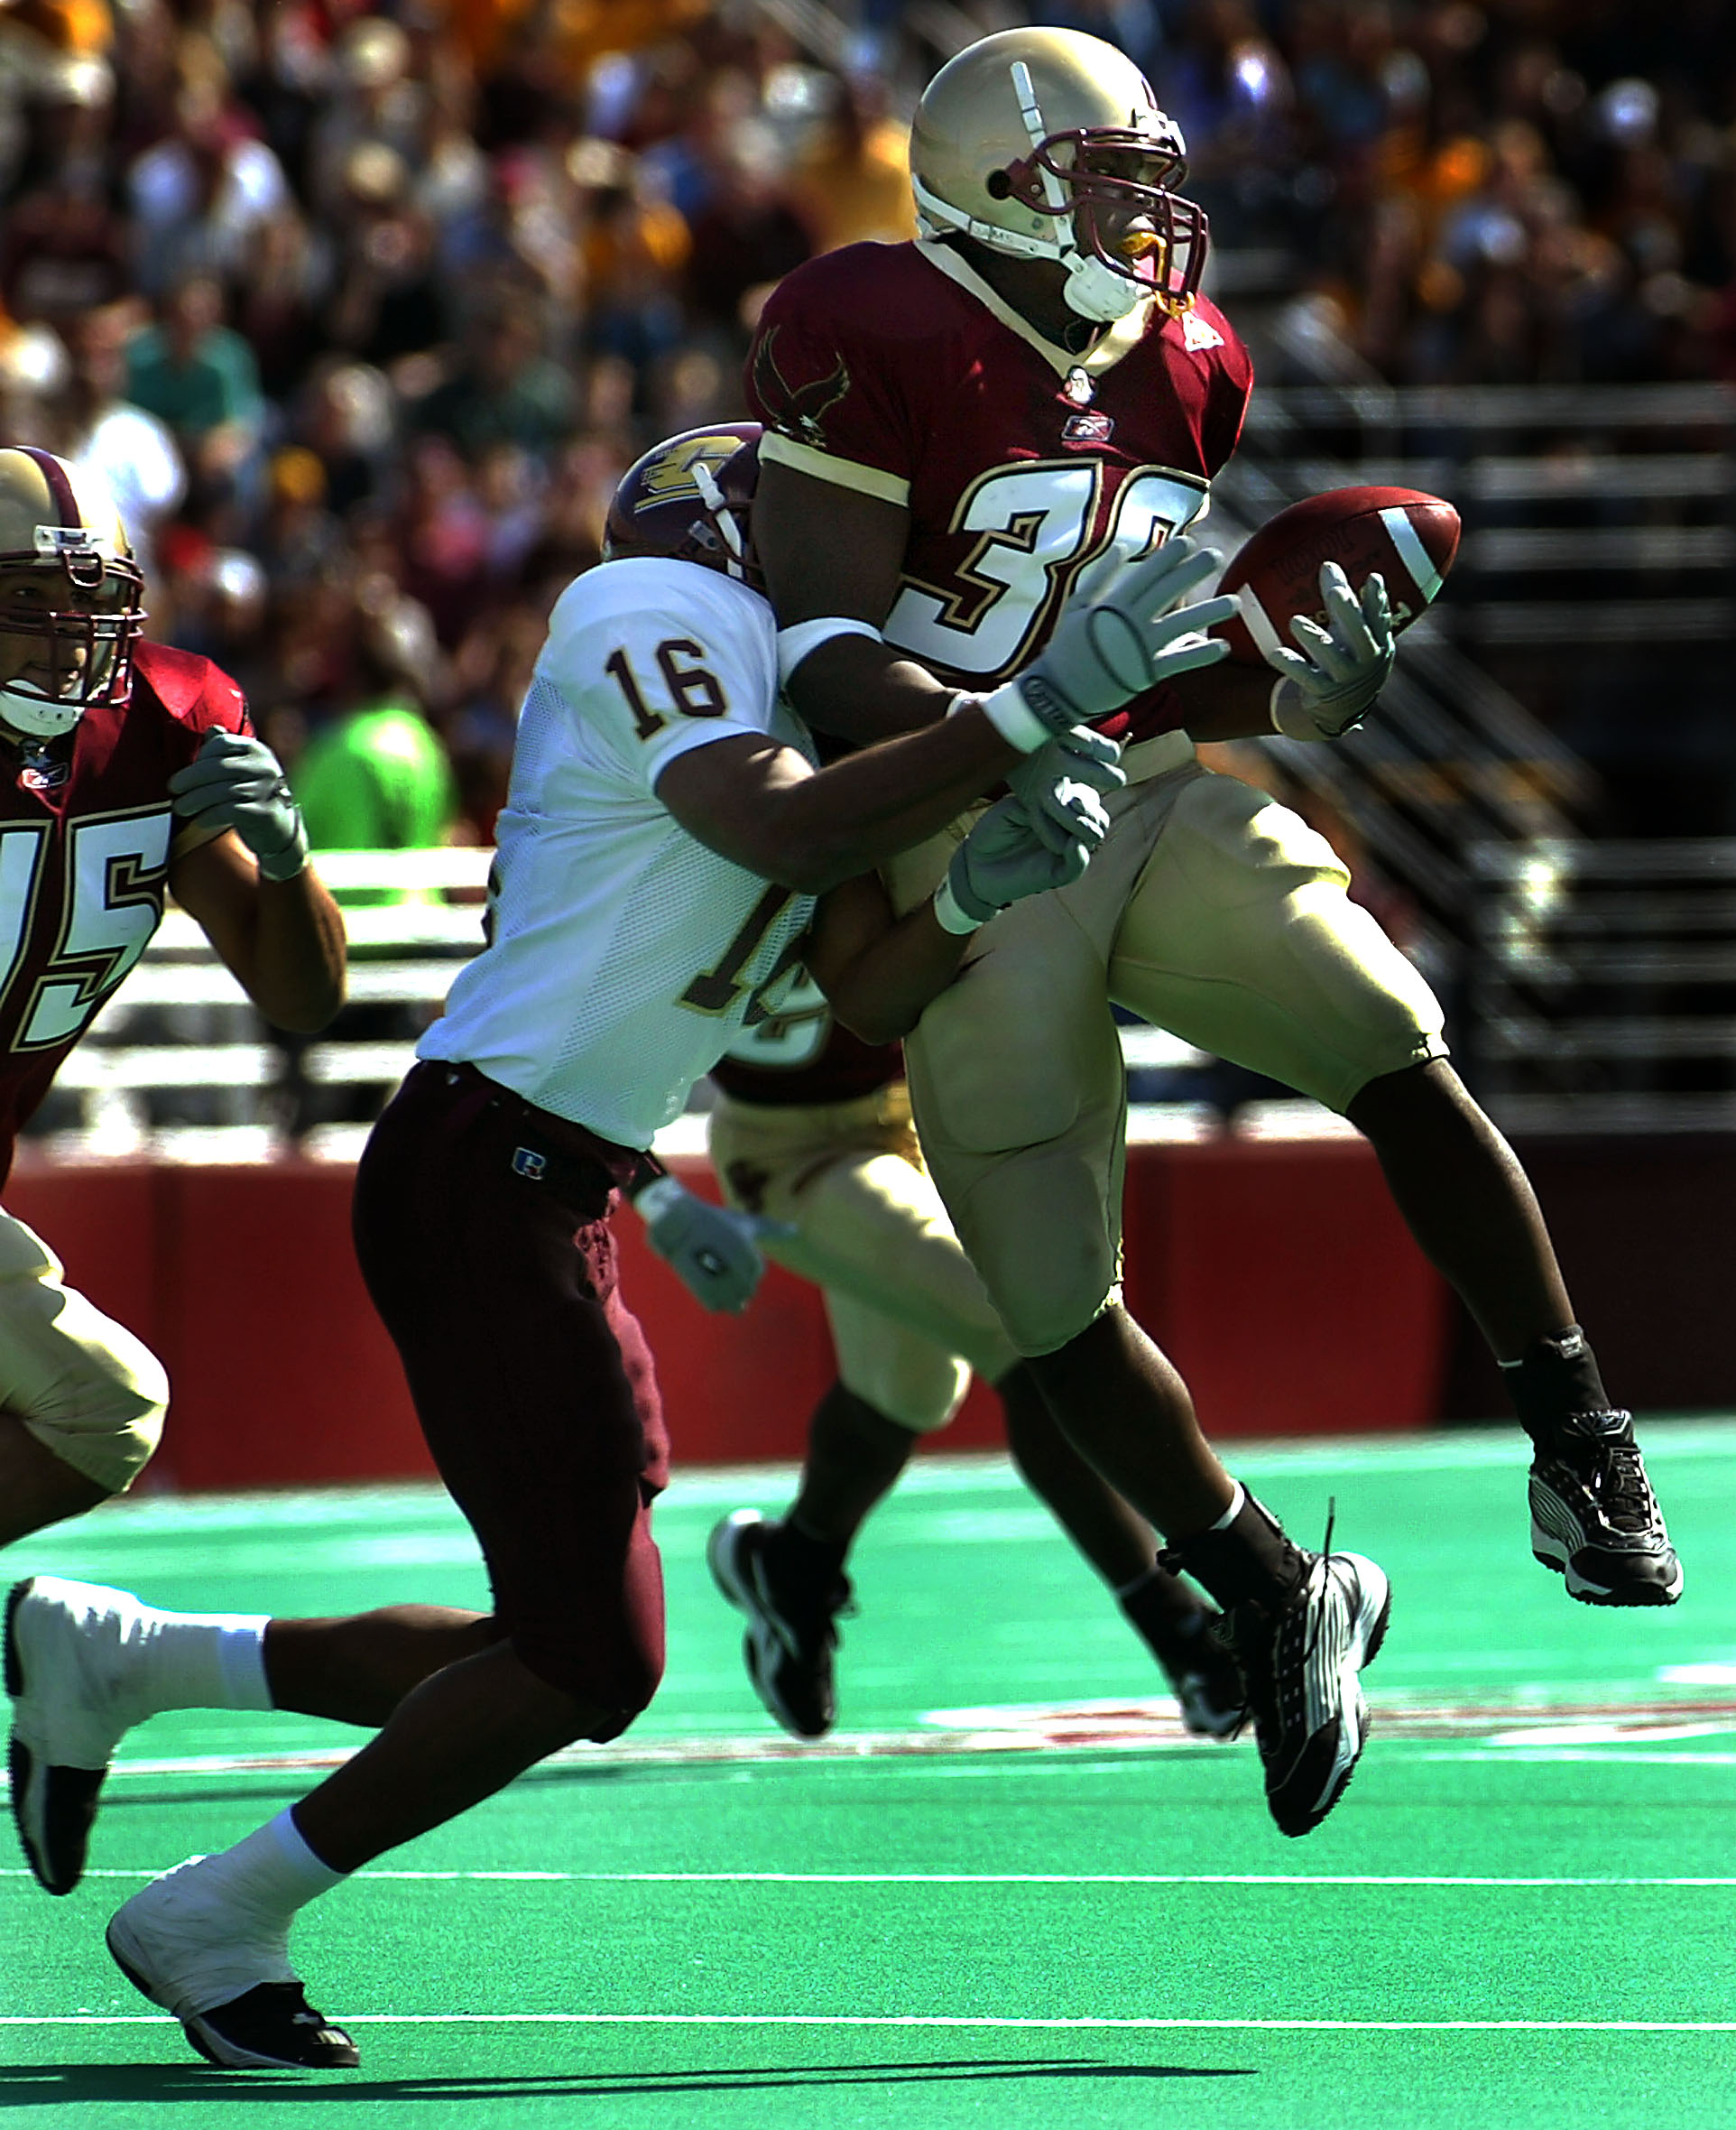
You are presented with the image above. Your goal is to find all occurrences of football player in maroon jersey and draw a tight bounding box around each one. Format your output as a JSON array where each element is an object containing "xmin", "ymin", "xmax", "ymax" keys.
[
  {"xmin": 743, "ymin": 25, "xmax": 1679, "ymax": 1838},
  {"xmin": 0, "ymin": 444, "xmax": 345, "ymax": 1553}
]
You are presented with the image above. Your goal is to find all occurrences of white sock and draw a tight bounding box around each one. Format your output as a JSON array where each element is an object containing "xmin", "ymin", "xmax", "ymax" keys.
[
  {"xmin": 189, "ymin": 1809, "xmax": 347, "ymax": 1930},
  {"xmin": 128, "ymin": 1607, "xmax": 272, "ymax": 1719},
  {"xmin": 1208, "ymin": 1481, "xmax": 1246, "ymax": 1533}
]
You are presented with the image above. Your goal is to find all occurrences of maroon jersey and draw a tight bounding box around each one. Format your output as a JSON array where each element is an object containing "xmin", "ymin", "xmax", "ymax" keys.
[
  {"xmin": 747, "ymin": 239, "xmax": 1254, "ymax": 737},
  {"xmin": 709, "ymin": 971, "xmax": 901, "ymax": 1107},
  {"xmin": 0, "ymin": 638, "xmax": 247, "ymax": 1180}
]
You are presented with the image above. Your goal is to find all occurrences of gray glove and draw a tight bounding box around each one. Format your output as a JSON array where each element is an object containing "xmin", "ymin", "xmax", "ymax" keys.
[
  {"xmin": 979, "ymin": 536, "xmax": 1237, "ymax": 748},
  {"xmin": 633, "ymin": 1177, "xmax": 790, "ymax": 1314},
  {"xmin": 1004, "ymin": 723, "xmax": 1126, "ymax": 856},
  {"xmin": 1265, "ymin": 561, "xmax": 1395, "ymax": 741},
  {"xmin": 167, "ymin": 727, "xmax": 309, "ymax": 881},
  {"xmin": 943, "ymin": 792, "xmax": 1105, "ymax": 928}
]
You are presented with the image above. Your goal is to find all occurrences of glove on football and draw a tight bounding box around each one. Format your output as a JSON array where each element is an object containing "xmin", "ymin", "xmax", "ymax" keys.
[
  {"xmin": 633, "ymin": 1177, "xmax": 790, "ymax": 1315},
  {"xmin": 1004, "ymin": 723, "xmax": 1125, "ymax": 856},
  {"xmin": 980, "ymin": 536, "xmax": 1237, "ymax": 747},
  {"xmin": 945, "ymin": 792, "xmax": 1105, "ymax": 927},
  {"xmin": 1265, "ymin": 561, "xmax": 1395, "ymax": 741},
  {"xmin": 167, "ymin": 727, "xmax": 309, "ymax": 881}
]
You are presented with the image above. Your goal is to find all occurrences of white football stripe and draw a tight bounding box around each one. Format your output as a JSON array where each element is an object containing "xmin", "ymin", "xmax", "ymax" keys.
[
  {"xmin": 1379, "ymin": 505, "xmax": 1443, "ymax": 603},
  {"xmin": 1234, "ymin": 581, "xmax": 1287, "ymax": 662}
]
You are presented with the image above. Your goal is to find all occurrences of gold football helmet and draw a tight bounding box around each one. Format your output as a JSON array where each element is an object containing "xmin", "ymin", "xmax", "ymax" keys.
[
  {"xmin": 0, "ymin": 445, "xmax": 144, "ymax": 738},
  {"xmin": 910, "ymin": 26, "xmax": 1207, "ymax": 326}
]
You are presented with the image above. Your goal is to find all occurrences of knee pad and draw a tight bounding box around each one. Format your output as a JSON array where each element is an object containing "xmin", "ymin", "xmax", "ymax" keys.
[
  {"xmin": 16, "ymin": 1296, "xmax": 170, "ymax": 1496},
  {"xmin": 955, "ymin": 1150, "xmax": 1122, "ymax": 1358}
]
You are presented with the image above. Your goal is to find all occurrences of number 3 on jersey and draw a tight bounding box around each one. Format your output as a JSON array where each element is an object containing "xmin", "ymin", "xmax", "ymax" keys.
[{"xmin": 884, "ymin": 462, "xmax": 1210, "ymax": 679}]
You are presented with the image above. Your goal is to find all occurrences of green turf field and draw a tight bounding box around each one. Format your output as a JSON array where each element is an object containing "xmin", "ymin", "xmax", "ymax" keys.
[{"xmin": 4, "ymin": 1422, "xmax": 1734, "ymax": 2128}]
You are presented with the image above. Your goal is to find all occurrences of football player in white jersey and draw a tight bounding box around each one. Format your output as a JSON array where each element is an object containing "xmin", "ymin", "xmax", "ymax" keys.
[{"xmin": 7, "ymin": 422, "xmax": 1240, "ymax": 2071}]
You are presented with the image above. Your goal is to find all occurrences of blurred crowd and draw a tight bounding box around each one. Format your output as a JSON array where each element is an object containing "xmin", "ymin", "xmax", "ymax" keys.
[{"xmin": 0, "ymin": 0, "xmax": 1731, "ymax": 843}]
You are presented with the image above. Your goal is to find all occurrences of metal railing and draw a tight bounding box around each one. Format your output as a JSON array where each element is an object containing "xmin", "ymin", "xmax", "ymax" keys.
[{"xmin": 1466, "ymin": 837, "xmax": 1736, "ymax": 1133}]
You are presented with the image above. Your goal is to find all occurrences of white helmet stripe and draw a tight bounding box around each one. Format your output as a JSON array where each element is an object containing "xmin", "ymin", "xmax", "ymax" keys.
[{"xmin": 1009, "ymin": 61, "xmax": 1067, "ymax": 214}]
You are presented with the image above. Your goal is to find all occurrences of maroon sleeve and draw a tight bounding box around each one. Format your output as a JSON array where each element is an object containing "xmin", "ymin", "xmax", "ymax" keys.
[
  {"xmin": 745, "ymin": 247, "xmax": 928, "ymax": 488},
  {"xmin": 132, "ymin": 640, "xmax": 251, "ymax": 757}
]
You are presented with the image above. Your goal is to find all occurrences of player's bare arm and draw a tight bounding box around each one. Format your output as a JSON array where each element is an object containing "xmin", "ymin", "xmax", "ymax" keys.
[
  {"xmin": 803, "ymin": 870, "xmax": 966, "ymax": 1045},
  {"xmin": 171, "ymin": 830, "xmax": 346, "ymax": 1033},
  {"xmin": 807, "ymin": 787, "xmax": 1110, "ymax": 1044},
  {"xmin": 753, "ymin": 461, "xmax": 952, "ymax": 745},
  {"xmin": 1175, "ymin": 657, "xmax": 1293, "ymax": 742},
  {"xmin": 655, "ymin": 540, "xmax": 1220, "ymax": 891},
  {"xmin": 654, "ymin": 716, "xmax": 1021, "ymax": 894}
]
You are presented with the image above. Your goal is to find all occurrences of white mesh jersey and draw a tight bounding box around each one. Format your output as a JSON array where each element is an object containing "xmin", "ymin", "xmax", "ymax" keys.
[{"xmin": 420, "ymin": 557, "xmax": 818, "ymax": 1149}]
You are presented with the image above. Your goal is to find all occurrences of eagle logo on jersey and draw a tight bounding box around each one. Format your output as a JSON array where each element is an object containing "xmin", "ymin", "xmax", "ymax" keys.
[{"xmin": 751, "ymin": 329, "xmax": 853, "ymax": 450}]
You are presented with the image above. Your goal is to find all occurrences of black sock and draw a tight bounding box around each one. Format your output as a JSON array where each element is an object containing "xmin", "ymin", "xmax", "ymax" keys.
[
  {"xmin": 1160, "ymin": 1490, "xmax": 1307, "ymax": 1614},
  {"xmin": 1501, "ymin": 1326, "xmax": 1614, "ymax": 1444},
  {"xmin": 1119, "ymin": 1566, "xmax": 1210, "ymax": 1653},
  {"xmin": 774, "ymin": 1516, "xmax": 850, "ymax": 1587}
]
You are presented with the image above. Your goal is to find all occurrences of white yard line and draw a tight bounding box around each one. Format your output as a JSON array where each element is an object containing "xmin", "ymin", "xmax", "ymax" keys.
[
  {"xmin": 9, "ymin": 1867, "xmax": 1734, "ymax": 1888},
  {"xmin": 5, "ymin": 2013, "xmax": 1734, "ymax": 2033}
]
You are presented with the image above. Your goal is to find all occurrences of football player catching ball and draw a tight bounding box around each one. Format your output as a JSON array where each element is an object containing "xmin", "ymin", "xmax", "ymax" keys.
[{"xmin": 736, "ymin": 26, "xmax": 1680, "ymax": 1838}]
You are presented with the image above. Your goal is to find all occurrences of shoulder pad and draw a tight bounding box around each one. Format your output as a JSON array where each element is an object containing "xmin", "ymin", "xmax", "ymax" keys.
[{"xmin": 132, "ymin": 640, "xmax": 249, "ymax": 734}]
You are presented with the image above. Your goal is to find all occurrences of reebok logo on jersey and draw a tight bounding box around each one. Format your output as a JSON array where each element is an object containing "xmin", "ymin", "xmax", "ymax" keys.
[
  {"xmin": 1181, "ymin": 310, "xmax": 1224, "ymax": 353},
  {"xmin": 16, "ymin": 755, "xmax": 69, "ymax": 793},
  {"xmin": 1062, "ymin": 412, "xmax": 1116, "ymax": 446}
]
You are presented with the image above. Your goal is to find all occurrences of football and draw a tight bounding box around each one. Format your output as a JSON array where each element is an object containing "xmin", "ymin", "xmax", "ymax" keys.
[{"xmin": 1214, "ymin": 486, "xmax": 1461, "ymax": 665}]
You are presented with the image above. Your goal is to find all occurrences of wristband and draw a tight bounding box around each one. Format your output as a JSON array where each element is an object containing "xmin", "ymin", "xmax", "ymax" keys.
[
  {"xmin": 932, "ymin": 875, "xmax": 989, "ymax": 935},
  {"xmin": 976, "ymin": 680, "xmax": 1051, "ymax": 755},
  {"xmin": 632, "ymin": 1176, "xmax": 687, "ymax": 1223}
]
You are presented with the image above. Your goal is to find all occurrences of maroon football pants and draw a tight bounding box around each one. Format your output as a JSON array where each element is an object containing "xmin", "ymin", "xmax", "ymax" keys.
[{"xmin": 351, "ymin": 1060, "xmax": 669, "ymax": 1735}]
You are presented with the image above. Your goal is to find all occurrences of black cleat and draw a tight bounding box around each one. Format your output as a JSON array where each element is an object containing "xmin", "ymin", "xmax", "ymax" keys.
[
  {"xmin": 1221, "ymin": 1549, "xmax": 1390, "ymax": 1838},
  {"xmin": 1529, "ymin": 1411, "xmax": 1683, "ymax": 1607},
  {"xmin": 1146, "ymin": 1609, "xmax": 1245, "ymax": 1740},
  {"xmin": 706, "ymin": 1509, "xmax": 851, "ymax": 1738}
]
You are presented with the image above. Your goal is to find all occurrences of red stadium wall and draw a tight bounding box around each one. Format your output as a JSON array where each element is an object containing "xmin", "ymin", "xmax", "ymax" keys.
[{"xmin": 5, "ymin": 1140, "xmax": 1454, "ymax": 1491}]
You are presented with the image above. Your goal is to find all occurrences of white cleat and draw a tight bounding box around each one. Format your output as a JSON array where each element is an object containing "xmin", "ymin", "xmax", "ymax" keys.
[
  {"xmin": 108, "ymin": 1861, "xmax": 358, "ymax": 2070},
  {"xmin": 6, "ymin": 1576, "xmax": 152, "ymax": 1894}
]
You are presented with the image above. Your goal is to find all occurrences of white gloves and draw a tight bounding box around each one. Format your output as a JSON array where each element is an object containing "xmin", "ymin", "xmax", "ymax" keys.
[
  {"xmin": 632, "ymin": 1176, "xmax": 790, "ymax": 1314},
  {"xmin": 1003, "ymin": 722, "xmax": 1126, "ymax": 855},
  {"xmin": 936, "ymin": 792, "xmax": 1104, "ymax": 933},
  {"xmin": 167, "ymin": 727, "xmax": 309, "ymax": 881},
  {"xmin": 978, "ymin": 536, "xmax": 1236, "ymax": 752},
  {"xmin": 1265, "ymin": 561, "xmax": 1396, "ymax": 741}
]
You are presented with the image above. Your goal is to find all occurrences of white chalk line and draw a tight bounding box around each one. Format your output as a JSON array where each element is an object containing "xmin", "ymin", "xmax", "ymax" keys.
[
  {"xmin": 7, "ymin": 1868, "xmax": 1733, "ymax": 1888},
  {"xmin": 5, "ymin": 2013, "xmax": 1734, "ymax": 2033}
]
